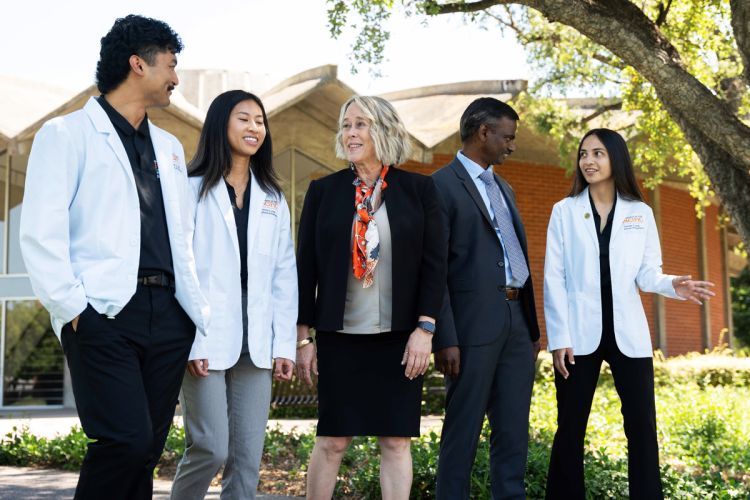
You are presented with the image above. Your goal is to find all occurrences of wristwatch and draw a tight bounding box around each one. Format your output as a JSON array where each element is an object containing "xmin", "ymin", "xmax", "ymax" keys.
[{"xmin": 416, "ymin": 320, "xmax": 436, "ymax": 334}]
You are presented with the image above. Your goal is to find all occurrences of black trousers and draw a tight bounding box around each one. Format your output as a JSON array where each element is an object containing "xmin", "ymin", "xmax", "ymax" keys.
[
  {"xmin": 545, "ymin": 327, "xmax": 663, "ymax": 500},
  {"xmin": 61, "ymin": 284, "xmax": 195, "ymax": 500}
]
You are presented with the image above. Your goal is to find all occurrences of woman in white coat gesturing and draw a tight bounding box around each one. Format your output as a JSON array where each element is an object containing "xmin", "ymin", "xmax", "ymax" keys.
[
  {"xmin": 543, "ymin": 128, "xmax": 714, "ymax": 500},
  {"xmin": 171, "ymin": 90, "xmax": 297, "ymax": 499}
]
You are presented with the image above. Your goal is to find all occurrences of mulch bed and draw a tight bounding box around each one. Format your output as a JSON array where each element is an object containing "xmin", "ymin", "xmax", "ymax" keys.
[{"xmin": 156, "ymin": 450, "xmax": 307, "ymax": 497}]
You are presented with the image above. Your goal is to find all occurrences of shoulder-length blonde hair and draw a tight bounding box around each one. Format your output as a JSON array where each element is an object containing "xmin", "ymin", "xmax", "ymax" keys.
[{"xmin": 335, "ymin": 95, "xmax": 412, "ymax": 166}]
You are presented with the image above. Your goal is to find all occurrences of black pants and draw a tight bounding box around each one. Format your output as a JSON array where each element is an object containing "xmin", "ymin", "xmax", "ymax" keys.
[
  {"xmin": 61, "ymin": 284, "xmax": 195, "ymax": 500},
  {"xmin": 545, "ymin": 327, "xmax": 663, "ymax": 500}
]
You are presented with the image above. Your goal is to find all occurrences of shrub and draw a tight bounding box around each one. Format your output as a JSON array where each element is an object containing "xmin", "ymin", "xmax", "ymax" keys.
[
  {"xmin": 0, "ymin": 425, "xmax": 89, "ymax": 469},
  {"xmin": 2, "ymin": 351, "xmax": 749, "ymax": 498}
]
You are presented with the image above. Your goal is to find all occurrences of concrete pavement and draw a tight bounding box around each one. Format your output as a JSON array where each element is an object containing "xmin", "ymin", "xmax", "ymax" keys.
[
  {"xmin": 0, "ymin": 409, "xmax": 445, "ymax": 499},
  {"xmin": 0, "ymin": 466, "xmax": 301, "ymax": 499},
  {"xmin": 0, "ymin": 408, "xmax": 319, "ymax": 440}
]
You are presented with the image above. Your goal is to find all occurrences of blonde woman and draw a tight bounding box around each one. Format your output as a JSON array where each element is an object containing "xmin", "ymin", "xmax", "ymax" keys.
[{"xmin": 295, "ymin": 96, "xmax": 447, "ymax": 499}]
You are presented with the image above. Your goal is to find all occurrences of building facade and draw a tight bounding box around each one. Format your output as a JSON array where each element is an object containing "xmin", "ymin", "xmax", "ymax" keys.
[{"xmin": 0, "ymin": 66, "xmax": 739, "ymax": 409}]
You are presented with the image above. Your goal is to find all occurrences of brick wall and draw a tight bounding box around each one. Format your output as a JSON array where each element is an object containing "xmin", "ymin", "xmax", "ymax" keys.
[{"xmin": 401, "ymin": 156, "xmax": 727, "ymax": 356}]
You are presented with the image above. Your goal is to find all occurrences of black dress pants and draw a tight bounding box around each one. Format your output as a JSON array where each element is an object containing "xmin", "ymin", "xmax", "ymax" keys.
[
  {"xmin": 61, "ymin": 284, "xmax": 195, "ymax": 500},
  {"xmin": 545, "ymin": 327, "xmax": 663, "ymax": 500}
]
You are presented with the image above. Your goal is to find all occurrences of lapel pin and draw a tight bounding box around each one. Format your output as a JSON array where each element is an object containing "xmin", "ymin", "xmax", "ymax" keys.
[{"xmin": 584, "ymin": 213, "xmax": 591, "ymax": 219}]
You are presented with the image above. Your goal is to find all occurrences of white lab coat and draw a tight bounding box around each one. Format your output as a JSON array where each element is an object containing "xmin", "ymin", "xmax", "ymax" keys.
[
  {"xmin": 188, "ymin": 174, "xmax": 297, "ymax": 370},
  {"xmin": 20, "ymin": 97, "xmax": 209, "ymax": 339},
  {"xmin": 543, "ymin": 187, "xmax": 680, "ymax": 358}
]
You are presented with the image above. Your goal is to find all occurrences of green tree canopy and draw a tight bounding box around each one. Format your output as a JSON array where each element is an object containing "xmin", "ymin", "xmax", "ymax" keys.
[{"xmin": 328, "ymin": 0, "xmax": 750, "ymax": 247}]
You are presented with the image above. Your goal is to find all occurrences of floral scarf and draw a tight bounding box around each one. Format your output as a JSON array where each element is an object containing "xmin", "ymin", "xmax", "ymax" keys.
[{"xmin": 352, "ymin": 164, "xmax": 389, "ymax": 288}]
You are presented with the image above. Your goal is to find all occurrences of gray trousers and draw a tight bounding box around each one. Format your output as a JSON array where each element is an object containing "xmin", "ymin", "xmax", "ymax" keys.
[
  {"xmin": 436, "ymin": 300, "xmax": 536, "ymax": 500},
  {"xmin": 170, "ymin": 354, "xmax": 272, "ymax": 500}
]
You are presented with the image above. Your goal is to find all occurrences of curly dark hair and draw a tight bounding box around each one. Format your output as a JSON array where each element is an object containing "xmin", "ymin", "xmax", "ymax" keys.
[{"xmin": 96, "ymin": 14, "xmax": 183, "ymax": 94}]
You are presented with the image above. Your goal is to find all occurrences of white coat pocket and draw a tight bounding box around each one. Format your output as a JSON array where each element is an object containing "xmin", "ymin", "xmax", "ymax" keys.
[{"xmin": 257, "ymin": 213, "xmax": 276, "ymax": 256}]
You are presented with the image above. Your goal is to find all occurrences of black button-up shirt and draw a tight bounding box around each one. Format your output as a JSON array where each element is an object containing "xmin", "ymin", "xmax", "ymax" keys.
[
  {"xmin": 590, "ymin": 192, "xmax": 617, "ymax": 337},
  {"xmin": 225, "ymin": 179, "xmax": 251, "ymax": 290},
  {"xmin": 96, "ymin": 96, "xmax": 174, "ymax": 278}
]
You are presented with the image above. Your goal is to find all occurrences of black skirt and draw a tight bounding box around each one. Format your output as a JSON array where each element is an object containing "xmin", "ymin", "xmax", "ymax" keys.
[{"xmin": 315, "ymin": 330, "xmax": 423, "ymax": 437}]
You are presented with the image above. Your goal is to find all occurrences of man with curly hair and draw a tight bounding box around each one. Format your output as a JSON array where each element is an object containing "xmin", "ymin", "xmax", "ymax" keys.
[{"xmin": 20, "ymin": 15, "xmax": 209, "ymax": 499}]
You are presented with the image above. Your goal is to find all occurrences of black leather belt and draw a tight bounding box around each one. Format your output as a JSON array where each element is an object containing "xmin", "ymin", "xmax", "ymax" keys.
[
  {"xmin": 504, "ymin": 287, "xmax": 521, "ymax": 301},
  {"xmin": 137, "ymin": 273, "xmax": 175, "ymax": 288}
]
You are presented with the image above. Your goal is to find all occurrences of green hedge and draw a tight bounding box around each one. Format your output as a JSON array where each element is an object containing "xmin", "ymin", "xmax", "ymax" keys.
[{"xmin": 2, "ymin": 351, "xmax": 749, "ymax": 498}]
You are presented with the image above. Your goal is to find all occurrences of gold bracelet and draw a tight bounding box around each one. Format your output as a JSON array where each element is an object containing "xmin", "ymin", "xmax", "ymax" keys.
[{"xmin": 296, "ymin": 336, "xmax": 314, "ymax": 349}]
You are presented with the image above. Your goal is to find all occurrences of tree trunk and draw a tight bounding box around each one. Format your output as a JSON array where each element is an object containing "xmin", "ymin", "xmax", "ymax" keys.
[
  {"xmin": 432, "ymin": 0, "xmax": 750, "ymax": 246},
  {"xmin": 673, "ymin": 108, "xmax": 750, "ymax": 245}
]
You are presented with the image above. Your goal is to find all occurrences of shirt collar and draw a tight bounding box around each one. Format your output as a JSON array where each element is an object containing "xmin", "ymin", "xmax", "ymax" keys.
[
  {"xmin": 588, "ymin": 189, "xmax": 618, "ymax": 220},
  {"xmin": 96, "ymin": 95, "xmax": 150, "ymax": 138},
  {"xmin": 457, "ymin": 150, "xmax": 491, "ymax": 181}
]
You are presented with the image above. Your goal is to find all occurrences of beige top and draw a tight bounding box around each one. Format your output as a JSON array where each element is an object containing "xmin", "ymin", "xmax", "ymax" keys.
[{"xmin": 339, "ymin": 203, "xmax": 393, "ymax": 334}]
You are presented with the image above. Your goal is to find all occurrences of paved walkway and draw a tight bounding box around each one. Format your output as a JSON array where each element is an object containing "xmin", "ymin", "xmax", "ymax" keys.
[
  {"xmin": 0, "ymin": 408, "xmax": 444, "ymax": 439},
  {"xmin": 0, "ymin": 466, "xmax": 300, "ymax": 499},
  {"xmin": 0, "ymin": 409, "xmax": 445, "ymax": 499}
]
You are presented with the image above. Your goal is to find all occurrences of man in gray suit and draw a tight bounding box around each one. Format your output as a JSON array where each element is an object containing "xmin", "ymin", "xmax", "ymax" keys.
[{"xmin": 433, "ymin": 97, "xmax": 541, "ymax": 499}]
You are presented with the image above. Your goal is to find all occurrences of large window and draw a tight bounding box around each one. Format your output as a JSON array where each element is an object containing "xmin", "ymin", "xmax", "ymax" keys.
[
  {"xmin": 0, "ymin": 153, "xmax": 7, "ymax": 270},
  {"xmin": 2, "ymin": 300, "xmax": 64, "ymax": 406},
  {"xmin": 8, "ymin": 154, "xmax": 27, "ymax": 274},
  {"xmin": 274, "ymin": 148, "xmax": 339, "ymax": 239},
  {"xmin": 0, "ymin": 152, "xmax": 65, "ymax": 408}
]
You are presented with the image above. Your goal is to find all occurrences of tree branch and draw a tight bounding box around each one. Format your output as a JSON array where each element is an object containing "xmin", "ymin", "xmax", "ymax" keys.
[
  {"xmin": 591, "ymin": 52, "xmax": 625, "ymax": 69},
  {"xmin": 436, "ymin": 0, "xmax": 750, "ymax": 169},
  {"xmin": 425, "ymin": 0, "xmax": 502, "ymax": 14},
  {"xmin": 580, "ymin": 101, "xmax": 623, "ymax": 124},
  {"xmin": 730, "ymin": 0, "xmax": 750, "ymax": 84},
  {"xmin": 654, "ymin": 0, "xmax": 674, "ymax": 27}
]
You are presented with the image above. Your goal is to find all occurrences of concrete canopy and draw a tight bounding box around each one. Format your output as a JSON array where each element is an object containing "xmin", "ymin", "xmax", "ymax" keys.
[
  {"xmin": 0, "ymin": 76, "xmax": 79, "ymax": 154},
  {"xmin": 8, "ymin": 85, "xmax": 204, "ymax": 159}
]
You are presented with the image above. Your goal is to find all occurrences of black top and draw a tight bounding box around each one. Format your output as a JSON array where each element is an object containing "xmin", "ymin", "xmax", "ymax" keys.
[
  {"xmin": 225, "ymin": 179, "xmax": 251, "ymax": 290},
  {"xmin": 296, "ymin": 166, "xmax": 447, "ymax": 332},
  {"xmin": 590, "ymin": 192, "xmax": 617, "ymax": 336},
  {"xmin": 96, "ymin": 96, "xmax": 174, "ymax": 278}
]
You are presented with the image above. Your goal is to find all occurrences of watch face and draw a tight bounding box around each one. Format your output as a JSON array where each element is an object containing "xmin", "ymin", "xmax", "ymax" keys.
[{"xmin": 419, "ymin": 321, "xmax": 435, "ymax": 333}]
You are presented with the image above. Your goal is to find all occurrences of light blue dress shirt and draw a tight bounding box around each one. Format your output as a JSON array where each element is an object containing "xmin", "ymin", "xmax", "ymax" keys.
[{"xmin": 456, "ymin": 150, "xmax": 524, "ymax": 288}]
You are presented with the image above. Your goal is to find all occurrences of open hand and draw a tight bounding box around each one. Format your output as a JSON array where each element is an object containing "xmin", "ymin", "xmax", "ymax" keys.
[
  {"xmin": 672, "ymin": 275, "xmax": 715, "ymax": 305},
  {"xmin": 402, "ymin": 328, "xmax": 432, "ymax": 379},
  {"xmin": 296, "ymin": 343, "xmax": 317, "ymax": 386}
]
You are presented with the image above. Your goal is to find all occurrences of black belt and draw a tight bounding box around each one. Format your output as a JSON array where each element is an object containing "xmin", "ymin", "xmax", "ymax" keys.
[
  {"xmin": 137, "ymin": 272, "xmax": 175, "ymax": 288},
  {"xmin": 504, "ymin": 287, "xmax": 522, "ymax": 301}
]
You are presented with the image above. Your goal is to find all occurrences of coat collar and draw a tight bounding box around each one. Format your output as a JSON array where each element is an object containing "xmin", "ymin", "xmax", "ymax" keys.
[
  {"xmin": 84, "ymin": 97, "xmax": 136, "ymax": 189},
  {"xmin": 246, "ymin": 172, "xmax": 267, "ymax": 259},
  {"xmin": 448, "ymin": 158, "xmax": 494, "ymax": 228},
  {"xmin": 209, "ymin": 171, "xmax": 271, "ymax": 266},
  {"xmin": 447, "ymin": 157, "xmax": 529, "ymax": 258},
  {"xmin": 573, "ymin": 186, "xmax": 637, "ymax": 248}
]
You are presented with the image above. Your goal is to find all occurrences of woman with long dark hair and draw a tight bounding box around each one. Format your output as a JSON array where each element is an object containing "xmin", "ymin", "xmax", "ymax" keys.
[
  {"xmin": 171, "ymin": 90, "xmax": 297, "ymax": 499},
  {"xmin": 543, "ymin": 128, "xmax": 714, "ymax": 499}
]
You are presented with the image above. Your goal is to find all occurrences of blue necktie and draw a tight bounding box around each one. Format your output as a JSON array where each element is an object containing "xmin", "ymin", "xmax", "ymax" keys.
[{"xmin": 479, "ymin": 168, "xmax": 529, "ymax": 286}]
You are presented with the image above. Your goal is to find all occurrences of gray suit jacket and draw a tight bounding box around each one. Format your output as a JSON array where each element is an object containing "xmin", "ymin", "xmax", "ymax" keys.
[{"xmin": 432, "ymin": 157, "xmax": 541, "ymax": 349}]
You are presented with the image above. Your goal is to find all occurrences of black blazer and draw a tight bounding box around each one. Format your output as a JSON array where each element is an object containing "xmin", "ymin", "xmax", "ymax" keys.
[
  {"xmin": 296, "ymin": 166, "xmax": 447, "ymax": 332},
  {"xmin": 432, "ymin": 158, "xmax": 541, "ymax": 349}
]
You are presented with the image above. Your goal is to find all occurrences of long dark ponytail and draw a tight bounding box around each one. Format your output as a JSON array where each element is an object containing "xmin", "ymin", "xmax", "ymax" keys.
[{"xmin": 189, "ymin": 89, "xmax": 281, "ymax": 199}]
